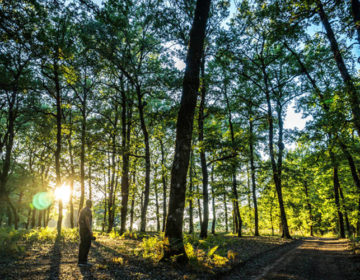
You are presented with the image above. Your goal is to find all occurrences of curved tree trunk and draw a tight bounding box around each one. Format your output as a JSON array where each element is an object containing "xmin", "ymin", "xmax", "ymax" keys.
[
  {"xmin": 317, "ymin": 0, "xmax": 360, "ymax": 136},
  {"xmin": 163, "ymin": 0, "xmax": 211, "ymax": 263}
]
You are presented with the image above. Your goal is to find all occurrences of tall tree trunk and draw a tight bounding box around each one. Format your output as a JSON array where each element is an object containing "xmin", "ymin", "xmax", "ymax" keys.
[
  {"xmin": 303, "ymin": 180, "xmax": 314, "ymax": 236},
  {"xmin": 102, "ymin": 171, "xmax": 107, "ymax": 232},
  {"xmin": 339, "ymin": 185, "xmax": 351, "ymax": 236},
  {"xmin": 269, "ymin": 189, "xmax": 276, "ymax": 235},
  {"xmin": 223, "ymin": 84, "xmax": 242, "ymax": 237},
  {"xmin": 233, "ymin": 201, "xmax": 238, "ymax": 234},
  {"xmin": 286, "ymin": 42, "xmax": 360, "ymax": 234},
  {"xmin": 67, "ymin": 121, "xmax": 75, "ymax": 229},
  {"xmin": 120, "ymin": 87, "xmax": 132, "ymax": 234},
  {"xmin": 223, "ymin": 193, "xmax": 228, "ymax": 232},
  {"xmin": 129, "ymin": 190, "xmax": 135, "ymax": 232},
  {"xmin": 107, "ymin": 118, "xmax": 118, "ymax": 233},
  {"xmin": 31, "ymin": 209, "xmax": 36, "ymax": 228},
  {"xmin": 37, "ymin": 210, "xmax": 43, "ymax": 227},
  {"xmin": 330, "ymin": 151, "xmax": 345, "ymax": 238},
  {"xmin": 317, "ymin": 0, "xmax": 360, "ymax": 136},
  {"xmin": 55, "ymin": 67, "xmax": 63, "ymax": 235},
  {"xmin": 46, "ymin": 207, "xmax": 50, "ymax": 228},
  {"xmin": 199, "ymin": 55, "xmax": 209, "ymax": 239},
  {"xmin": 163, "ymin": 0, "xmax": 211, "ymax": 263},
  {"xmin": 79, "ymin": 99, "xmax": 87, "ymax": 213},
  {"xmin": 7, "ymin": 206, "xmax": 12, "ymax": 227},
  {"xmin": 137, "ymin": 86, "xmax": 151, "ymax": 233},
  {"xmin": 88, "ymin": 163, "xmax": 92, "ymax": 200},
  {"xmin": 249, "ymin": 116, "xmax": 259, "ymax": 236},
  {"xmin": 211, "ymin": 167, "xmax": 216, "ymax": 235},
  {"xmin": 0, "ymin": 92, "xmax": 17, "ymax": 228},
  {"xmin": 154, "ymin": 165, "xmax": 161, "ymax": 232},
  {"xmin": 232, "ymin": 174, "xmax": 242, "ymax": 237},
  {"xmin": 160, "ymin": 139, "xmax": 168, "ymax": 232},
  {"xmin": 188, "ymin": 152, "xmax": 194, "ymax": 234},
  {"xmin": 197, "ymin": 183, "xmax": 202, "ymax": 227},
  {"xmin": 26, "ymin": 208, "xmax": 31, "ymax": 229},
  {"xmin": 246, "ymin": 165, "xmax": 252, "ymax": 232},
  {"xmin": 264, "ymin": 86, "xmax": 290, "ymax": 239}
]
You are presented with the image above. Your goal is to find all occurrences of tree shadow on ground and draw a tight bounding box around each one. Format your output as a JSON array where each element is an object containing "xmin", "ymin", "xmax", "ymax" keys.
[
  {"xmin": 91, "ymin": 240, "xmax": 160, "ymax": 279},
  {"xmin": 47, "ymin": 236, "xmax": 62, "ymax": 280},
  {"xmin": 79, "ymin": 266, "xmax": 95, "ymax": 279}
]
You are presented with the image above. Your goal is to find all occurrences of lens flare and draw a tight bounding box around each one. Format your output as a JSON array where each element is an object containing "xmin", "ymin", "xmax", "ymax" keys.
[{"xmin": 32, "ymin": 192, "xmax": 54, "ymax": 210}]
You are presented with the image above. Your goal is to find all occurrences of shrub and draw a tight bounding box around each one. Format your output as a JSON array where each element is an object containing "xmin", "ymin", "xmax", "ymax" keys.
[
  {"xmin": 0, "ymin": 228, "xmax": 24, "ymax": 256},
  {"xmin": 141, "ymin": 235, "xmax": 167, "ymax": 261}
]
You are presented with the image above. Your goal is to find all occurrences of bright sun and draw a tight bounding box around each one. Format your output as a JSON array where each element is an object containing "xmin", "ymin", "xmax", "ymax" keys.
[{"xmin": 54, "ymin": 185, "xmax": 71, "ymax": 204}]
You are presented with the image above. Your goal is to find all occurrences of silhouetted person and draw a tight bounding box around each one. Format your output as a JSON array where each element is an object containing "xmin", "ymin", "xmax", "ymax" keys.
[{"xmin": 78, "ymin": 199, "xmax": 94, "ymax": 266}]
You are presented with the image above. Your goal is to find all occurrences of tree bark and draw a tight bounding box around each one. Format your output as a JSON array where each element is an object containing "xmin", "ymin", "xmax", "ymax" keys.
[
  {"xmin": 197, "ymin": 183, "xmax": 203, "ymax": 227},
  {"xmin": 199, "ymin": 55, "xmax": 209, "ymax": 239},
  {"xmin": 303, "ymin": 180, "xmax": 314, "ymax": 236},
  {"xmin": 163, "ymin": 0, "xmax": 211, "ymax": 263},
  {"xmin": 129, "ymin": 189, "xmax": 135, "ymax": 232},
  {"xmin": 37, "ymin": 210, "xmax": 43, "ymax": 227},
  {"xmin": 330, "ymin": 150, "xmax": 345, "ymax": 238},
  {"xmin": 137, "ymin": 86, "xmax": 151, "ymax": 233},
  {"xmin": 264, "ymin": 85, "xmax": 291, "ymax": 238},
  {"xmin": 188, "ymin": 152, "xmax": 194, "ymax": 234},
  {"xmin": 67, "ymin": 119, "xmax": 75, "ymax": 229},
  {"xmin": 107, "ymin": 107, "xmax": 119, "ymax": 233},
  {"xmin": 26, "ymin": 208, "xmax": 31, "ymax": 229},
  {"xmin": 339, "ymin": 185, "xmax": 351, "ymax": 236},
  {"xmin": 31, "ymin": 208, "xmax": 36, "ymax": 229},
  {"xmin": 211, "ymin": 167, "xmax": 216, "ymax": 235},
  {"xmin": 120, "ymin": 86, "xmax": 132, "ymax": 234},
  {"xmin": 79, "ymin": 103, "xmax": 86, "ymax": 214},
  {"xmin": 55, "ymin": 62, "xmax": 63, "ymax": 235},
  {"xmin": 0, "ymin": 91, "xmax": 17, "ymax": 228},
  {"xmin": 223, "ymin": 84, "xmax": 242, "ymax": 237},
  {"xmin": 286, "ymin": 42, "xmax": 360, "ymax": 235},
  {"xmin": 160, "ymin": 139, "xmax": 168, "ymax": 232},
  {"xmin": 249, "ymin": 116, "xmax": 259, "ymax": 236},
  {"xmin": 317, "ymin": 0, "xmax": 360, "ymax": 136},
  {"xmin": 223, "ymin": 193, "xmax": 228, "ymax": 232}
]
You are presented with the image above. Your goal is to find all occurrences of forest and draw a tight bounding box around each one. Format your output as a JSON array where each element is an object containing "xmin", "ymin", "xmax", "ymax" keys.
[{"xmin": 1, "ymin": 0, "xmax": 360, "ymax": 279}]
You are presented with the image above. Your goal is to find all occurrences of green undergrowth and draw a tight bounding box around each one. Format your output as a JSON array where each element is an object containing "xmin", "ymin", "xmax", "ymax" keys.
[
  {"xmin": 140, "ymin": 233, "xmax": 232, "ymax": 271},
  {"xmin": 350, "ymin": 236, "xmax": 360, "ymax": 255},
  {"xmin": 0, "ymin": 227, "xmax": 79, "ymax": 256}
]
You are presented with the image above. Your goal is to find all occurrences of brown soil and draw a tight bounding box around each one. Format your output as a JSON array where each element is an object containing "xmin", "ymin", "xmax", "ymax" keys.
[{"xmin": 223, "ymin": 238, "xmax": 360, "ymax": 280}]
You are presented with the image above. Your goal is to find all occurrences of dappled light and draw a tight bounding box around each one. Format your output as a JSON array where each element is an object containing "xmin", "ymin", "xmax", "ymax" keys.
[{"xmin": 1, "ymin": 0, "xmax": 360, "ymax": 279}]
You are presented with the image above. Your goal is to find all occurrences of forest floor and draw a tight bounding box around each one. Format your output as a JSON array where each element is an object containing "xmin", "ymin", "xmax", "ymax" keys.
[
  {"xmin": 223, "ymin": 238, "xmax": 360, "ymax": 280},
  {"xmin": 0, "ymin": 232, "xmax": 359, "ymax": 280}
]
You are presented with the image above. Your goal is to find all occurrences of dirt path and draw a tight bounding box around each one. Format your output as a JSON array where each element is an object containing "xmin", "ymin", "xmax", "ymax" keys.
[{"xmin": 222, "ymin": 238, "xmax": 360, "ymax": 280}]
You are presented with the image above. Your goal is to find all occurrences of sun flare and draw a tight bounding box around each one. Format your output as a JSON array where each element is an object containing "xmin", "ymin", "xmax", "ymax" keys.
[{"xmin": 54, "ymin": 185, "xmax": 71, "ymax": 204}]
